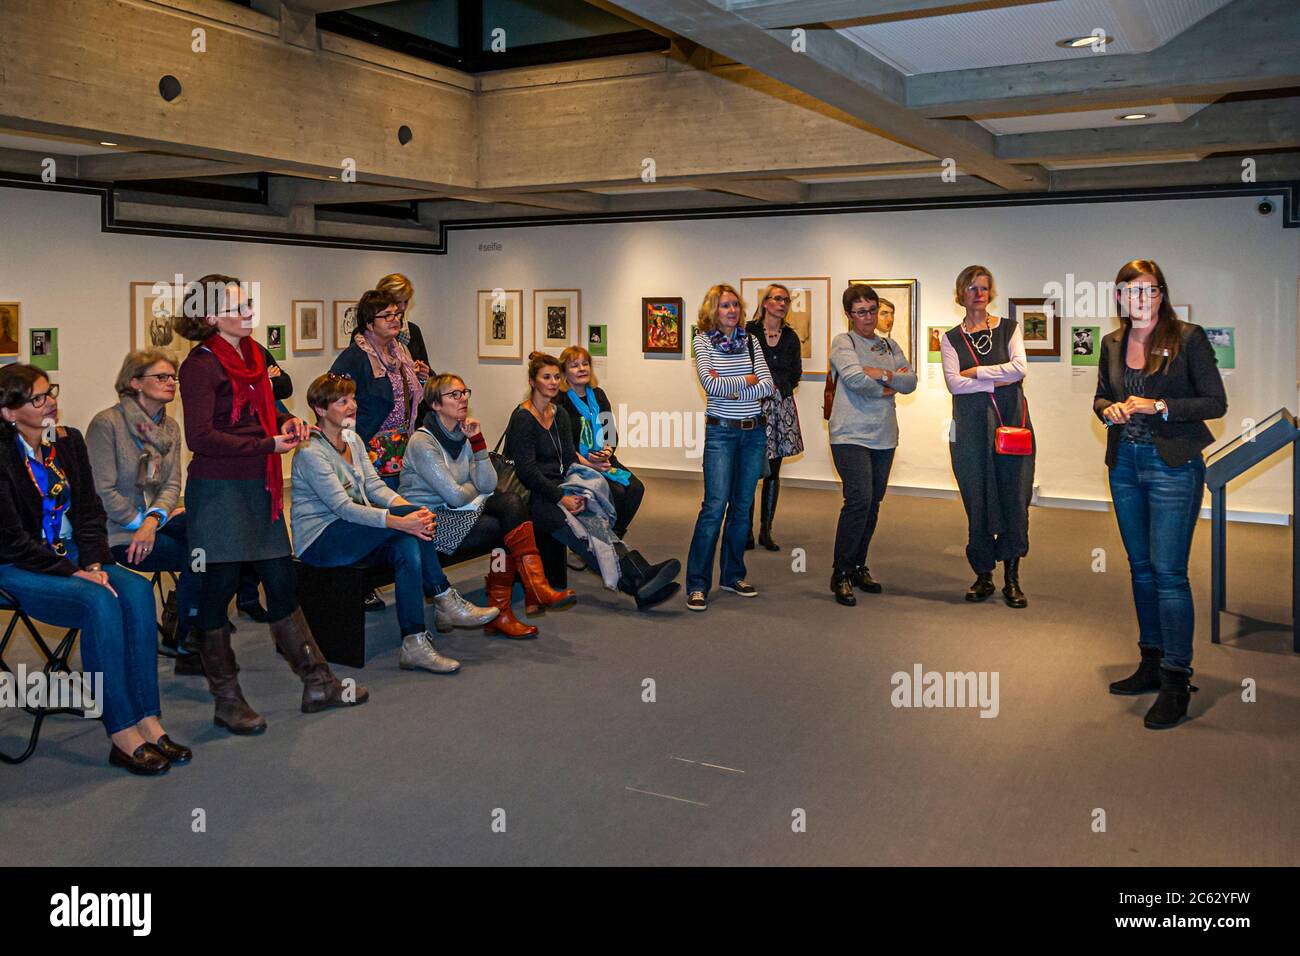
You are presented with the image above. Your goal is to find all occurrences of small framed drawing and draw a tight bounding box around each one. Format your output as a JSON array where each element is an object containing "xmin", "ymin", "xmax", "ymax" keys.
[
  {"xmin": 29, "ymin": 328, "xmax": 58, "ymax": 371},
  {"xmin": 0, "ymin": 302, "xmax": 20, "ymax": 358},
  {"xmin": 333, "ymin": 300, "xmax": 359, "ymax": 350},
  {"xmin": 1009, "ymin": 297, "xmax": 1061, "ymax": 357},
  {"xmin": 848, "ymin": 278, "xmax": 918, "ymax": 370},
  {"xmin": 535, "ymin": 289, "xmax": 580, "ymax": 351},
  {"xmin": 265, "ymin": 325, "xmax": 286, "ymax": 361},
  {"xmin": 587, "ymin": 324, "xmax": 608, "ymax": 357},
  {"xmin": 129, "ymin": 281, "xmax": 195, "ymax": 359},
  {"xmin": 292, "ymin": 300, "xmax": 325, "ymax": 351},
  {"xmin": 740, "ymin": 277, "xmax": 831, "ymax": 375},
  {"xmin": 478, "ymin": 288, "xmax": 523, "ymax": 360},
  {"xmin": 642, "ymin": 297, "xmax": 684, "ymax": 354}
]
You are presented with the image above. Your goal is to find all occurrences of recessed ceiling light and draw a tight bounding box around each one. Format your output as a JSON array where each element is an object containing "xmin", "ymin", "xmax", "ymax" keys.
[
  {"xmin": 99, "ymin": 141, "xmax": 117, "ymax": 147},
  {"xmin": 1056, "ymin": 34, "xmax": 1113, "ymax": 48},
  {"xmin": 1118, "ymin": 113, "xmax": 1151, "ymax": 121},
  {"xmin": 328, "ymin": 175, "xmax": 338, "ymax": 180}
]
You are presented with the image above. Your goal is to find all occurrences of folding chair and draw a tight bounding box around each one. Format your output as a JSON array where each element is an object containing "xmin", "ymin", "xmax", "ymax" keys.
[{"xmin": 0, "ymin": 584, "xmax": 86, "ymax": 765}]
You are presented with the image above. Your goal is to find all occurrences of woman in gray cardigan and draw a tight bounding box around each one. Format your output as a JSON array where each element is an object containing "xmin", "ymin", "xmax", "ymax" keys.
[
  {"xmin": 87, "ymin": 349, "xmax": 200, "ymax": 671},
  {"xmin": 828, "ymin": 284, "xmax": 917, "ymax": 605}
]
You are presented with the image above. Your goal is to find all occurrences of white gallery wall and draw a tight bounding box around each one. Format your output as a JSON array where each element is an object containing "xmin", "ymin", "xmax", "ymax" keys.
[{"xmin": 1, "ymin": 186, "xmax": 1296, "ymax": 517}]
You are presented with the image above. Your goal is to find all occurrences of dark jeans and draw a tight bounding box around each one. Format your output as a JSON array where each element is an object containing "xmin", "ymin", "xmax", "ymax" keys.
[
  {"xmin": 110, "ymin": 511, "xmax": 199, "ymax": 633},
  {"xmin": 451, "ymin": 492, "xmax": 529, "ymax": 557},
  {"xmin": 300, "ymin": 519, "xmax": 450, "ymax": 636},
  {"xmin": 0, "ymin": 544, "xmax": 158, "ymax": 735},
  {"xmin": 1109, "ymin": 441, "xmax": 1204, "ymax": 672},
  {"xmin": 194, "ymin": 556, "xmax": 299, "ymax": 631},
  {"xmin": 831, "ymin": 444, "xmax": 895, "ymax": 573},
  {"xmin": 607, "ymin": 473, "xmax": 645, "ymax": 538},
  {"xmin": 686, "ymin": 422, "xmax": 767, "ymax": 594}
]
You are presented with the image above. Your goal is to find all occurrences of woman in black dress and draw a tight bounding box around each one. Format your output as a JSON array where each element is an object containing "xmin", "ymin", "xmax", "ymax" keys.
[
  {"xmin": 745, "ymin": 283, "xmax": 804, "ymax": 551},
  {"xmin": 940, "ymin": 265, "xmax": 1034, "ymax": 608}
]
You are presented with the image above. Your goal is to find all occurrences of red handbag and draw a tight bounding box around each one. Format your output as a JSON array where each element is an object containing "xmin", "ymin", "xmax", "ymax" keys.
[{"xmin": 959, "ymin": 327, "xmax": 1033, "ymax": 455}]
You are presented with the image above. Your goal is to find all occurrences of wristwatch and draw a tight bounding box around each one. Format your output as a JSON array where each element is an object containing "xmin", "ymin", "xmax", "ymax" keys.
[{"xmin": 1154, "ymin": 399, "xmax": 1169, "ymax": 420}]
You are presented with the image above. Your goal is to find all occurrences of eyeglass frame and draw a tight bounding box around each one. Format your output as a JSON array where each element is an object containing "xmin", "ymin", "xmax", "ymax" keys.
[{"xmin": 24, "ymin": 384, "xmax": 60, "ymax": 408}]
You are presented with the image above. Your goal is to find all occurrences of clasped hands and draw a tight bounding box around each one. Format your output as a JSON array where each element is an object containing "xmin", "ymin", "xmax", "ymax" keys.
[{"xmin": 1102, "ymin": 397, "xmax": 1159, "ymax": 424}]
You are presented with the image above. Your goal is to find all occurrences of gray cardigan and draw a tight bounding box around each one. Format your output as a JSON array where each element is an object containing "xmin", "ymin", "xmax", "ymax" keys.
[
  {"xmin": 398, "ymin": 427, "xmax": 496, "ymax": 511},
  {"xmin": 85, "ymin": 403, "xmax": 183, "ymax": 547},
  {"xmin": 289, "ymin": 430, "xmax": 398, "ymax": 556},
  {"xmin": 829, "ymin": 331, "xmax": 917, "ymax": 450}
]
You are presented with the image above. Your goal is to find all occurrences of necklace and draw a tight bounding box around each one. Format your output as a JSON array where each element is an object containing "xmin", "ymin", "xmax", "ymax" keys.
[{"xmin": 961, "ymin": 317, "xmax": 993, "ymax": 356}]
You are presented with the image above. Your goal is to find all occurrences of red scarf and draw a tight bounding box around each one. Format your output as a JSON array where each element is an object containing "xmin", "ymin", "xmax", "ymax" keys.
[{"xmin": 206, "ymin": 334, "xmax": 284, "ymax": 520}]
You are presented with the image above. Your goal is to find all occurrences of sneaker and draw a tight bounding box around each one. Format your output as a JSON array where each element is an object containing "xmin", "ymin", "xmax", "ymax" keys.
[
  {"xmin": 720, "ymin": 580, "xmax": 758, "ymax": 597},
  {"xmin": 432, "ymin": 587, "xmax": 499, "ymax": 631},
  {"xmin": 399, "ymin": 632, "xmax": 460, "ymax": 674},
  {"xmin": 686, "ymin": 590, "xmax": 708, "ymax": 612}
]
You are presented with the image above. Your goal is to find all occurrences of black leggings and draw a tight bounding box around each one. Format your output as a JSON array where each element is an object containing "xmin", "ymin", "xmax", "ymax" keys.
[
  {"xmin": 195, "ymin": 556, "xmax": 299, "ymax": 631},
  {"xmin": 448, "ymin": 491, "xmax": 528, "ymax": 557}
]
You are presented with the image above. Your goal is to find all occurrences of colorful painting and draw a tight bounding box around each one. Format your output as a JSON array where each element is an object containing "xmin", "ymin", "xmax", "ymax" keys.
[{"xmin": 642, "ymin": 297, "xmax": 684, "ymax": 354}]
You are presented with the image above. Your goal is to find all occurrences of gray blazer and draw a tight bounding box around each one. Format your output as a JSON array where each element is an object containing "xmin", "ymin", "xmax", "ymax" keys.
[
  {"xmin": 829, "ymin": 330, "xmax": 918, "ymax": 450},
  {"xmin": 85, "ymin": 403, "xmax": 183, "ymax": 547}
]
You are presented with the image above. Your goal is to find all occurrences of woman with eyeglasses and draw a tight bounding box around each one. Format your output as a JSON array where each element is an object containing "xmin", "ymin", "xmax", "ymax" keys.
[
  {"xmin": 0, "ymin": 365, "xmax": 191, "ymax": 775},
  {"xmin": 177, "ymin": 274, "xmax": 368, "ymax": 736},
  {"xmin": 86, "ymin": 349, "xmax": 201, "ymax": 674},
  {"xmin": 1096, "ymin": 259, "xmax": 1225, "ymax": 730},
  {"xmin": 328, "ymin": 288, "xmax": 427, "ymax": 491},
  {"xmin": 375, "ymin": 273, "xmax": 432, "ymax": 379},
  {"xmin": 828, "ymin": 284, "xmax": 916, "ymax": 606},
  {"xmin": 558, "ymin": 345, "xmax": 644, "ymax": 538},
  {"xmin": 744, "ymin": 283, "xmax": 804, "ymax": 552},
  {"xmin": 941, "ymin": 264, "xmax": 1035, "ymax": 608}
]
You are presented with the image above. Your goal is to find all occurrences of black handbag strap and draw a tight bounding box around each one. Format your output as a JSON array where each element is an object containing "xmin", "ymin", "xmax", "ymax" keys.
[{"xmin": 492, "ymin": 422, "xmax": 509, "ymax": 456}]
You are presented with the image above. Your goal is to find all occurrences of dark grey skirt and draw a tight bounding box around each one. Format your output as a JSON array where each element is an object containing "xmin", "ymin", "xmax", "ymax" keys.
[{"xmin": 185, "ymin": 478, "xmax": 291, "ymax": 565}]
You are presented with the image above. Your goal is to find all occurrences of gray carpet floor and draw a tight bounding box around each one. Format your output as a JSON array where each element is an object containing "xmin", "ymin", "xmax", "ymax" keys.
[{"xmin": 2, "ymin": 477, "xmax": 1296, "ymax": 866}]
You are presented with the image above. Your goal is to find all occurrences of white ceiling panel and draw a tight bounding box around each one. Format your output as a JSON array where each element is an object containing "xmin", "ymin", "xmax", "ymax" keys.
[{"xmin": 978, "ymin": 100, "xmax": 1210, "ymax": 133}]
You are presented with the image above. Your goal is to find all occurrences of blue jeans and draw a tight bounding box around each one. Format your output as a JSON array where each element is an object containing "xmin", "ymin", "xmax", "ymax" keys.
[
  {"xmin": 299, "ymin": 518, "xmax": 449, "ymax": 636},
  {"xmin": 110, "ymin": 511, "xmax": 200, "ymax": 635},
  {"xmin": 686, "ymin": 422, "xmax": 767, "ymax": 594},
  {"xmin": 0, "ymin": 545, "xmax": 159, "ymax": 734},
  {"xmin": 1109, "ymin": 441, "xmax": 1205, "ymax": 672}
]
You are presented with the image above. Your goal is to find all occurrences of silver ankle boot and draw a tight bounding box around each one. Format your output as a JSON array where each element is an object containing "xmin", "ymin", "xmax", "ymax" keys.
[
  {"xmin": 432, "ymin": 587, "xmax": 500, "ymax": 632},
  {"xmin": 399, "ymin": 631, "xmax": 460, "ymax": 674}
]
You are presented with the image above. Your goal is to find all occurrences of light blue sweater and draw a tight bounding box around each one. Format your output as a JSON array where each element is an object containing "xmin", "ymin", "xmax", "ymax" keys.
[{"xmin": 289, "ymin": 431, "xmax": 398, "ymax": 556}]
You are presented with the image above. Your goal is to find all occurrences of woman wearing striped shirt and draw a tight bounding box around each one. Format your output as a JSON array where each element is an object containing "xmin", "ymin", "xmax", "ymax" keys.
[{"xmin": 685, "ymin": 284, "xmax": 775, "ymax": 612}]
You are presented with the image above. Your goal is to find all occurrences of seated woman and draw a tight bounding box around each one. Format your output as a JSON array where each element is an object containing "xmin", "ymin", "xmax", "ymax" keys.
[
  {"xmin": 558, "ymin": 345, "xmax": 644, "ymax": 538},
  {"xmin": 0, "ymin": 365, "xmax": 191, "ymax": 775},
  {"xmin": 505, "ymin": 352, "xmax": 680, "ymax": 611},
  {"xmin": 86, "ymin": 348, "xmax": 201, "ymax": 675},
  {"xmin": 291, "ymin": 373, "xmax": 497, "ymax": 674},
  {"xmin": 401, "ymin": 372, "xmax": 556, "ymax": 639}
]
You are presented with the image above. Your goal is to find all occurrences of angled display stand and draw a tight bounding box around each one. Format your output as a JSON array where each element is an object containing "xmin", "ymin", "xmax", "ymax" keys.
[{"xmin": 1204, "ymin": 409, "xmax": 1300, "ymax": 651}]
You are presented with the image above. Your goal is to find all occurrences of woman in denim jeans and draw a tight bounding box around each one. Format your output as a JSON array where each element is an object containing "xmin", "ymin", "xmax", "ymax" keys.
[
  {"xmin": 685, "ymin": 284, "xmax": 774, "ymax": 612},
  {"xmin": 1095, "ymin": 259, "xmax": 1226, "ymax": 730}
]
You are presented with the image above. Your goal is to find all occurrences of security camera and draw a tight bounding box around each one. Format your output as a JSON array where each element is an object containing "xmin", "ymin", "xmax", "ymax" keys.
[{"xmin": 1256, "ymin": 199, "xmax": 1274, "ymax": 216}]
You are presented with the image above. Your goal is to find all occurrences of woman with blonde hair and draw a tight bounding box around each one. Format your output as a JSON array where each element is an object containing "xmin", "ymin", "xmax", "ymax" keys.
[
  {"xmin": 375, "ymin": 272, "xmax": 432, "ymax": 378},
  {"xmin": 941, "ymin": 264, "xmax": 1034, "ymax": 608},
  {"xmin": 684, "ymin": 284, "xmax": 774, "ymax": 612},
  {"xmin": 558, "ymin": 344, "xmax": 644, "ymax": 538}
]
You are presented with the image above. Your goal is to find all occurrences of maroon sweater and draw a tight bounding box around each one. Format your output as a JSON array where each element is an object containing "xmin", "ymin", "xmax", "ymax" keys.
[{"xmin": 180, "ymin": 344, "xmax": 291, "ymax": 482}]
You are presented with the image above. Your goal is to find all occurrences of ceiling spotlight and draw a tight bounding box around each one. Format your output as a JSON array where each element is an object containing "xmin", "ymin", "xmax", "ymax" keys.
[
  {"xmin": 1118, "ymin": 113, "xmax": 1151, "ymax": 121},
  {"xmin": 99, "ymin": 141, "xmax": 118, "ymax": 147},
  {"xmin": 1056, "ymin": 34, "xmax": 1113, "ymax": 48}
]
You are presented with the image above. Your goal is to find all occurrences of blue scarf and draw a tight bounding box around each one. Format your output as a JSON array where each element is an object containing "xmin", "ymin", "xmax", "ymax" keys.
[
  {"xmin": 707, "ymin": 326, "xmax": 748, "ymax": 355},
  {"xmin": 565, "ymin": 388, "xmax": 631, "ymax": 487}
]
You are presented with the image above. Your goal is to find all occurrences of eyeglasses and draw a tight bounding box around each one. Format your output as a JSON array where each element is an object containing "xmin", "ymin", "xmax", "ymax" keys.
[
  {"xmin": 325, "ymin": 372, "xmax": 353, "ymax": 381},
  {"xmin": 1123, "ymin": 285, "xmax": 1163, "ymax": 299},
  {"xmin": 140, "ymin": 373, "xmax": 178, "ymax": 384},
  {"xmin": 849, "ymin": 308, "xmax": 877, "ymax": 319},
  {"xmin": 440, "ymin": 389, "xmax": 472, "ymax": 401},
  {"xmin": 965, "ymin": 285, "xmax": 990, "ymax": 295},
  {"xmin": 26, "ymin": 384, "xmax": 60, "ymax": 408},
  {"xmin": 216, "ymin": 300, "xmax": 255, "ymax": 318},
  {"xmin": 767, "ymin": 295, "xmax": 791, "ymax": 304},
  {"xmin": 376, "ymin": 310, "xmax": 406, "ymax": 322}
]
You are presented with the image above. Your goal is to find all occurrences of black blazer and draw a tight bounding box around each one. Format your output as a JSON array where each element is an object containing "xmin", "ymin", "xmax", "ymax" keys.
[
  {"xmin": 0, "ymin": 427, "xmax": 114, "ymax": 576},
  {"xmin": 1093, "ymin": 321, "xmax": 1227, "ymax": 469}
]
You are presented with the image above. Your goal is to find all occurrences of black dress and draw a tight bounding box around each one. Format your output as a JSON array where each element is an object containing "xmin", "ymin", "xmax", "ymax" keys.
[
  {"xmin": 504, "ymin": 404, "xmax": 577, "ymax": 536},
  {"xmin": 945, "ymin": 319, "xmax": 1035, "ymax": 572},
  {"xmin": 745, "ymin": 320, "xmax": 804, "ymax": 459}
]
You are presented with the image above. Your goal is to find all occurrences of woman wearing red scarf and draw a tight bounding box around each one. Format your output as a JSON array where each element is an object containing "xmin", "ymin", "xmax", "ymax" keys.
[{"xmin": 177, "ymin": 274, "xmax": 368, "ymax": 735}]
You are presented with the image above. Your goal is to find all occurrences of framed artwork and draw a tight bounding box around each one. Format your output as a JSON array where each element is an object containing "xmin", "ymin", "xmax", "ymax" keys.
[
  {"xmin": 689, "ymin": 322, "xmax": 699, "ymax": 358},
  {"xmin": 129, "ymin": 281, "xmax": 195, "ymax": 359},
  {"xmin": 926, "ymin": 326, "xmax": 945, "ymax": 364},
  {"xmin": 265, "ymin": 324, "xmax": 286, "ymax": 361},
  {"xmin": 292, "ymin": 300, "xmax": 325, "ymax": 351},
  {"xmin": 740, "ymin": 277, "xmax": 831, "ymax": 375},
  {"xmin": 1070, "ymin": 326, "xmax": 1100, "ymax": 366},
  {"xmin": 1009, "ymin": 297, "xmax": 1061, "ymax": 357},
  {"xmin": 1204, "ymin": 327, "xmax": 1235, "ymax": 369},
  {"xmin": 641, "ymin": 297, "xmax": 684, "ymax": 354},
  {"xmin": 587, "ymin": 324, "xmax": 608, "ymax": 357},
  {"xmin": 333, "ymin": 300, "xmax": 359, "ymax": 351},
  {"xmin": 0, "ymin": 302, "xmax": 19, "ymax": 358},
  {"xmin": 849, "ymin": 278, "xmax": 918, "ymax": 369},
  {"xmin": 29, "ymin": 328, "xmax": 58, "ymax": 371},
  {"xmin": 534, "ymin": 289, "xmax": 580, "ymax": 351},
  {"xmin": 478, "ymin": 288, "xmax": 523, "ymax": 360}
]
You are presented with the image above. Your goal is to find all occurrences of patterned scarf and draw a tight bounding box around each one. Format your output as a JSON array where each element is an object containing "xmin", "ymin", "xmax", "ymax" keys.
[
  {"xmin": 357, "ymin": 331, "xmax": 422, "ymax": 428},
  {"xmin": 707, "ymin": 326, "xmax": 748, "ymax": 355},
  {"xmin": 19, "ymin": 435, "xmax": 72, "ymax": 553},
  {"xmin": 117, "ymin": 395, "xmax": 174, "ymax": 498}
]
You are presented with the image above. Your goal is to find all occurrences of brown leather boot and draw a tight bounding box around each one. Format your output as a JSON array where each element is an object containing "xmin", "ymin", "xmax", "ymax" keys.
[
  {"xmin": 504, "ymin": 522, "xmax": 576, "ymax": 615},
  {"xmin": 269, "ymin": 608, "xmax": 370, "ymax": 714},
  {"xmin": 483, "ymin": 557, "xmax": 539, "ymax": 639},
  {"xmin": 196, "ymin": 623, "xmax": 267, "ymax": 735}
]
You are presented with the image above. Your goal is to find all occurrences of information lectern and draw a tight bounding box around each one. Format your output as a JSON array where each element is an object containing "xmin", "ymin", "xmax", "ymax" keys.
[{"xmin": 1204, "ymin": 408, "xmax": 1300, "ymax": 652}]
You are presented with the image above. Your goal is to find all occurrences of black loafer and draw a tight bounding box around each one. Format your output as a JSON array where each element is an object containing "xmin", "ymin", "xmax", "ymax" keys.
[
  {"xmin": 151, "ymin": 735, "xmax": 193, "ymax": 765},
  {"xmin": 109, "ymin": 742, "xmax": 170, "ymax": 776},
  {"xmin": 363, "ymin": 590, "xmax": 386, "ymax": 613}
]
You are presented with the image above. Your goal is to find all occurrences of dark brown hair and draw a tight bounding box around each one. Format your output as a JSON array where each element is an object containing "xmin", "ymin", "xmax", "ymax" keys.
[
  {"xmin": 306, "ymin": 373, "xmax": 357, "ymax": 419},
  {"xmin": 356, "ymin": 288, "xmax": 400, "ymax": 333},
  {"xmin": 174, "ymin": 273, "xmax": 241, "ymax": 342},
  {"xmin": 0, "ymin": 364, "xmax": 48, "ymax": 438},
  {"xmin": 842, "ymin": 283, "xmax": 878, "ymax": 314},
  {"xmin": 1115, "ymin": 258, "xmax": 1182, "ymax": 374}
]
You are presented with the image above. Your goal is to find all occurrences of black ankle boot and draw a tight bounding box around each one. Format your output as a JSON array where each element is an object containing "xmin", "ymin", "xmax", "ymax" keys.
[
  {"xmin": 1144, "ymin": 667, "xmax": 1197, "ymax": 729},
  {"xmin": 830, "ymin": 570, "xmax": 856, "ymax": 607},
  {"xmin": 850, "ymin": 566, "xmax": 882, "ymax": 594},
  {"xmin": 1109, "ymin": 646, "xmax": 1163, "ymax": 695},
  {"xmin": 617, "ymin": 547, "xmax": 682, "ymax": 610},
  {"xmin": 965, "ymin": 572, "xmax": 995, "ymax": 602},
  {"xmin": 1002, "ymin": 559, "xmax": 1027, "ymax": 608}
]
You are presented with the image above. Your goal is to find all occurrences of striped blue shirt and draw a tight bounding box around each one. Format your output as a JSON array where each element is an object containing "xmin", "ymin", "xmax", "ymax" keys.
[{"xmin": 694, "ymin": 329, "xmax": 774, "ymax": 420}]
